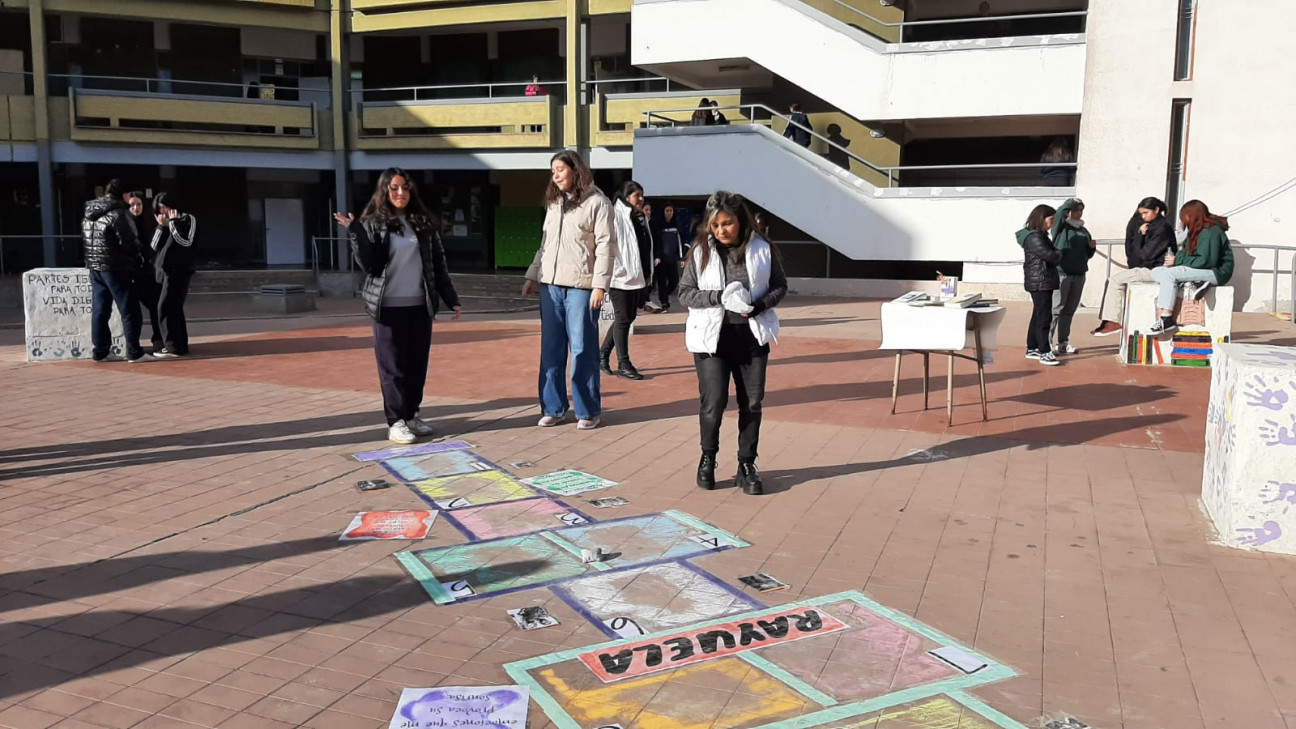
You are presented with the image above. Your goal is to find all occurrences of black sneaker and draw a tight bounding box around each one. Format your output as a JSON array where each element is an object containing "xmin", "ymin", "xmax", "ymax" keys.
[
  {"xmin": 1148, "ymin": 317, "xmax": 1177, "ymax": 335},
  {"xmin": 1184, "ymin": 281, "xmax": 1212, "ymax": 300},
  {"xmin": 1025, "ymin": 349, "xmax": 1041, "ymax": 360}
]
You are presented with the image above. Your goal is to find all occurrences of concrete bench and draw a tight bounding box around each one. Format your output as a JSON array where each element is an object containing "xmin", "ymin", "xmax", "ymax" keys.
[
  {"xmin": 1120, "ymin": 281, "xmax": 1234, "ymax": 366},
  {"xmin": 251, "ymin": 284, "xmax": 316, "ymax": 314}
]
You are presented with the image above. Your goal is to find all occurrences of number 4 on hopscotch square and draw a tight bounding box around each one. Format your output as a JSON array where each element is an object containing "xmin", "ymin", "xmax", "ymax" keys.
[{"xmin": 691, "ymin": 534, "xmax": 723, "ymax": 549}]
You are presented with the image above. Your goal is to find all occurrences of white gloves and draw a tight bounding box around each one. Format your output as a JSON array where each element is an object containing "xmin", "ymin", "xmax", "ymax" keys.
[{"xmin": 721, "ymin": 281, "xmax": 754, "ymax": 314}]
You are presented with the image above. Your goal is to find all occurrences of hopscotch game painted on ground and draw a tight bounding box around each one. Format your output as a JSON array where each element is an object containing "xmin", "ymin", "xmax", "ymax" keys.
[{"xmin": 349, "ymin": 440, "xmax": 1031, "ymax": 729}]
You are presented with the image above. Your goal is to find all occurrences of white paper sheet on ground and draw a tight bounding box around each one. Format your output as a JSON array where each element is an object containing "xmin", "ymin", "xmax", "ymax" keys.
[
  {"xmin": 928, "ymin": 645, "xmax": 987, "ymax": 673},
  {"xmin": 386, "ymin": 686, "xmax": 529, "ymax": 729}
]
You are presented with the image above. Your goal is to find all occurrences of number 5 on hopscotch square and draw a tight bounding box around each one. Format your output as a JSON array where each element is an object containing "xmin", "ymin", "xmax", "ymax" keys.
[{"xmin": 439, "ymin": 580, "xmax": 476, "ymax": 600}]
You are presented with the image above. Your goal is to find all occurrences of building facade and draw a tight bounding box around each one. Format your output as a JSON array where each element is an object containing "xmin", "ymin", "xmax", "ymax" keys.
[{"xmin": 0, "ymin": 0, "xmax": 1289, "ymax": 311}]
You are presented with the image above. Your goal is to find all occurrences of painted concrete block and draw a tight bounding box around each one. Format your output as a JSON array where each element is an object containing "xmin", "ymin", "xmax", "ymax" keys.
[
  {"xmin": 1120, "ymin": 282, "xmax": 1233, "ymax": 366},
  {"xmin": 1204, "ymin": 344, "xmax": 1296, "ymax": 554},
  {"xmin": 23, "ymin": 267, "xmax": 121, "ymax": 362}
]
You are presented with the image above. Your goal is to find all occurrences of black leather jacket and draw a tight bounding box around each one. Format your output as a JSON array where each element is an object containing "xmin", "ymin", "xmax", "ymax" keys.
[
  {"xmin": 1021, "ymin": 230, "xmax": 1063, "ymax": 292},
  {"xmin": 81, "ymin": 196, "xmax": 138, "ymax": 272},
  {"xmin": 348, "ymin": 218, "xmax": 460, "ymax": 320}
]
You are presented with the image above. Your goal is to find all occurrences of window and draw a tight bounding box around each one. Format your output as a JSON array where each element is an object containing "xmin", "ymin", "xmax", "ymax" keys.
[
  {"xmin": 1166, "ymin": 100, "xmax": 1192, "ymax": 215},
  {"xmin": 1173, "ymin": 0, "xmax": 1197, "ymax": 80}
]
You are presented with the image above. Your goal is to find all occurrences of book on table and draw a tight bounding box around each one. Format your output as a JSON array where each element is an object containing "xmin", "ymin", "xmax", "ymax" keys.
[{"xmin": 943, "ymin": 293, "xmax": 982, "ymax": 308}]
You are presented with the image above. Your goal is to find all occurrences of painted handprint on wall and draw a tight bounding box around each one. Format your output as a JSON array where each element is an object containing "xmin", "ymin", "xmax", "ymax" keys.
[
  {"xmin": 1240, "ymin": 347, "xmax": 1296, "ymax": 368},
  {"xmin": 1236, "ymin": 519, "xmax": 1283, "ymax": 548},
  {"xmin": 1260, "ymin": 414, "xmax": 1296, "ymax": 446},
  {"xmin": 1242, "ymin": 375, "xmax": 1292, "ymax": 411},
  {"xmin": 1259, "ymin": 481, "xmax": 1296, "ymax": 515}
]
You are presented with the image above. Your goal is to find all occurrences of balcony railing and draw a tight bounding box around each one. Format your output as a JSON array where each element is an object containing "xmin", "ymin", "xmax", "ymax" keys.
[
  {"xmin": 644, "ymin": 103, "xmax": 1077, "ymax": 189},
  {"xmin": 817, "ymin": 1, "xmax": 1087, "ymax": 43},
  {"xmin": 357, "ymin": 79, "xmax": 565, "ymax": 104}
]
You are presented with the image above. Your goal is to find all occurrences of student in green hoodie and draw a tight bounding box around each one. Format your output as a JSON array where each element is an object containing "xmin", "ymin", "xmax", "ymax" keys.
[
  {"xmin": 1148, "ymin": 200, "xmax": 1234, "ymax": 335},
  {"xmin": 1048, "ymin": 198, "xmax": 1095, "ymax": 354}
]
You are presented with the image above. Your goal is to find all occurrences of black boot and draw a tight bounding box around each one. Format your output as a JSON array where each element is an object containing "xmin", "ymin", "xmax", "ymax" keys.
[
  {"xmin": 599, "ymin": 350, "xmax": 613, "ymax": 375},
  {"xmin": 617, "ymin": 362, "xmax": 644, "ymax": 380},
  {"xmin": 696, "ymin": 453, "xmax": 717, "ymax": 490},
  {"xmin": 736, "ymin": 461, "xmax": 763, "ymax": 495}
]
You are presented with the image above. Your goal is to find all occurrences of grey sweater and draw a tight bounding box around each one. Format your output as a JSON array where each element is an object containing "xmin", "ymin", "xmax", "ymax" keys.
[{"xmin": 677, "ymin": 241, "xmax": 788, "ymax": 323}]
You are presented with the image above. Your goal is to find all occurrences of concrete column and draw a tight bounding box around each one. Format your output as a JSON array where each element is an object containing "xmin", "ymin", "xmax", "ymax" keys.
[
  {"xmin": 330, "ymin": 0, "xmax": 352, "ymax": 269},
  {"xmin": 564, "ymin": 0, "xmax": 586, "ymax": 150},
  {"xmin": 29, "ymin": 0, "xmax": 57, "ymax": 265}
]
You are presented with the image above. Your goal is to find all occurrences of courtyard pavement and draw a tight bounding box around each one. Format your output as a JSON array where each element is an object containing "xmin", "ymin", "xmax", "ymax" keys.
[{"xmin": 1, "ymin": 296, "xmax": 1294, "ymax": 729}]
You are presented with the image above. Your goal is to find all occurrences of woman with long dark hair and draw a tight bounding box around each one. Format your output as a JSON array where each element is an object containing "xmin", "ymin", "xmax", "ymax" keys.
[
  {"xmin": 522, "ymin": 150, "xmax": 615, "ymax": 430},
  {"xmin": 335, "ymin": 168, "xmax": 461, "ymax": 444},
  {"xmin": 1092, "ymin": 196, "xmax": 1177, "ymax": 336},
  {"xmin": 676, "ymin": 191, "xmax": 786, "ymax": 495},
  {"xmin": 1148, "ymin": 200, "xmax": 1234, "ymax": 334},
  {"xmin": 1016, "ymin": 204, "xmax": 1063, "ymax": 366},
  {"xmin": 599, "ymin": 180, "xmax": 653, "ymax": 380},
  {"xmin": 150, "ymin": 192, "xmax": 196, "ymax": 358}
]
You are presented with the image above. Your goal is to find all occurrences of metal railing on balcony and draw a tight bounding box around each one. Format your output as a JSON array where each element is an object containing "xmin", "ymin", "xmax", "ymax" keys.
[
  {"xmin": 357, "ymin": 79, "xmax": 565, "ymax": 103},
  {"xmin": 643, "ymin": 103, "xmax": 1076, "ymax": 188},
  {"xmin": 48, "ymin": 73, "xmax": 330, "ymax": 104},
  {"xmin": 819, "ymin": 1, "xmax": 1088, "ymax": 42}
]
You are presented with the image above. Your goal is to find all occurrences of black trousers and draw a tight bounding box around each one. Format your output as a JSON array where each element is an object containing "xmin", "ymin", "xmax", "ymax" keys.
[
  {"xmin": 1027, "ymin": 290, "xmax": 1054, "ymax": 353},
  {"xmin": 158, "ymin": 271, "xmax": 192, "ymax": 354},
  {"xmin": 90, "ymin": 270, "xmax": 142, "ymax": 360},
  {"xmin": 695, "ymin": 323, "xmax": 769, "ymax": 461},
  {"xmin": 656, "ymin": 260, "xmax": 681, "ymax": 307},
  {"xmin": 134, "ymin": 270, "xmax": 163, "ymax": 350},
  {"xmin": 600, "ymin": 287, "xmax": 641, "ymax": 366},
  {"xmin": 374, "ymin": 305, "xmax": 433, "ymax": 426}
]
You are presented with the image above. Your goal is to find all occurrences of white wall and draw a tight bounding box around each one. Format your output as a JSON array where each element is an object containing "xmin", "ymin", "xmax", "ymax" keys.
[
  {"xmin": 631, "ymin": 0, "xmax": 1085, "ymax": 121},
  {"xmin": 634, "ymin": 126, "xmax": 1065, "ymax": 284},
  {"xmin": 1076, "ymin": 0, "xmax": 1296, "ymax": 313}
]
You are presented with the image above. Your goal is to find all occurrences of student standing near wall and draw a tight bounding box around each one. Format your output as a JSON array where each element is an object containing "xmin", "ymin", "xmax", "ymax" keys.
[
  {"xmin": 150, "ymin": 193, "xmax": 197, "ymax": 359},
  {"xmin": 336, "ymin": 168, "xmax": 462, "ymax": 444},
  {"xmin": 1048, "ymin": 197, "xmax": 1095, "ymax": 354},
  {"xmin": 599, "ymin": 181, "xmax": 654, "ymax": 381},
  {"xmin": 83, "ymin": 179, "xmax": 146, "ymax": 363},
  {"xmin": 676, "ymin": 191, "xmax": 786, "ymax": 496},
  {"xmin": 1017, "ymin": 204, "xmax": 1063, "ymax": 366},
  {"xmin": 522, "ymin": 151, "xmax": 615, "ymax": 430}
]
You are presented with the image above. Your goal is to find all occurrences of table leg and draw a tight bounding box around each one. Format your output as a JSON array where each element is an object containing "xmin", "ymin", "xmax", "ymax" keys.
[
  {"xmin": 975, "ymin": 324, "xmax": 988, "ymax": 421},
  {"xmin": 922, "ymin": 353, "xmax": 930, "ymax": 410},
  {"xmin": 946, "ymin": 352, "xmax": 955, "ymax": 425},
  {"xmin": 890, "ymin": 352, "xmax": 901, "ymax": 414}
]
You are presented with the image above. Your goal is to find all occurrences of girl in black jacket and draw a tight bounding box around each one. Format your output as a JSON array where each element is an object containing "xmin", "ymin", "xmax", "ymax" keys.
[
  {"xmin": 150, "ymin": 193, "xmax": 197, "ymax": 358},
  {"xmin": 1015, "ymin": 204, "xmax": 1063, "ymax": 366},
  {"xmin": 335, "ymin": 168, "xmax": 461, "ymax": 444}
]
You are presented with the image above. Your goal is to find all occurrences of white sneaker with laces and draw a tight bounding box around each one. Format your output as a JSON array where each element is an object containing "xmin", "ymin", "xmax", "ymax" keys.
[
  {"xmin": 1039, "ymin": 351, "xmax": 1062, "ymax": 366},
  {"xmin": 388, "ymin": 421, "xmax": 417, "ymax": 444},
  {"xmin": 577, "ymin": 416, "xmax": 601, "ymax": 430},
  {"xmin": 538, "ymin": 414, "xmax": 565, "ymax": 427},
  {"xmin": 1056, "ymin": 343, "xmax": 1077, "ymax": 355},
  {"xmin": 153, "ymin": 349, "xmax": 179, "ymax": 359},
  {"xmin": 406, "ymin": 416, "xmax": 435, "ymax": 436}
]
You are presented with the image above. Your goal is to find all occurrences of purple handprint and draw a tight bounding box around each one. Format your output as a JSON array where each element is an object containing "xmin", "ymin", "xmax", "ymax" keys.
[
  {"xmin": 1236, "ymin": 520, "xmax": 1283, "ymax": 548},
  {"xmin": 1260, "ymin": 481, "xmax": 1296, "ymax": 515},
  {"xmin": 1242, "ymin": 375, "xmax": 1291, "ymax": 411},
  {"xmin": 1259, "ymin": 414, "xmax": 1296, "ymax": 446}
]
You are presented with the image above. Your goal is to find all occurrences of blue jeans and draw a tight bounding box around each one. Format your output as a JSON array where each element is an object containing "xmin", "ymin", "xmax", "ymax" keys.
[
  {"xmin": 90, "ymin": 270, "xmax": 143, "ymax": 360},
  {"xmin": 1151, "ymin": 266, "xmax": 1217, "ymax": 311},
  {"xmin": 538, "ymin": 284, "xmax": 600, "ymax": 419}
]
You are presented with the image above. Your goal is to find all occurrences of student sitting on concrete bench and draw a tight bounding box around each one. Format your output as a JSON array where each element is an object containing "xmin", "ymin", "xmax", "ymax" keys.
[
  {"xmin": 1148, "ymin": 200, "xmax": 1234, "ymax": 335},
  {"xmin": 1091, "ymin": 196, "xmax": 1176, "ymax": 337}
]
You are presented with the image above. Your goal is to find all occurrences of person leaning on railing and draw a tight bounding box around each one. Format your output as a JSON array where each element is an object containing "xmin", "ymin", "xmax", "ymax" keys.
[{"xmin": 1091, "ymin": 197, "xmax": 1177, "ymax": 337}]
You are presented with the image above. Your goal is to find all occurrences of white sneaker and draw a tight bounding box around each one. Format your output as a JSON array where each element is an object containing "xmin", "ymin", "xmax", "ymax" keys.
[
  {"xmin": 127, "ymin": 353, "xmax": 154, "ymax": 363},
  {"xmin": 577, "ymin": 416, "xmax": 601, "ymax": 430},
  {"xmin": 153, "ymin": 349, "xmax": 180, "ymax": 359},
  {"xmin": 406, "ymin": 416, "xmax": 435, "ymax": 436},
  {"xmin": 388, "ymin": 421, "xmax": 417, "ymax": 444},
  {"xmin": 538, "ymin": 414, "xmax": 565, "ymax": 427},
  {"xmin": 1055, "ymin": 343, "xmax": 1077, "ymax": 355},
  {"xmin": 1038, "ymin": 351, "xmax": 1062, "ymax": 366}
]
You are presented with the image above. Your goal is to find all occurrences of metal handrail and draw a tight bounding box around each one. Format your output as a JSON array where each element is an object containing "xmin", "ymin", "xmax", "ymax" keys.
[
  {"xmin": 310, "ymin": 236, "xmax": 352, "ymax": 274},
  {"xmin": 1098, "ymin": 239, "xmax": 1295, "ymax": 319},
  {"xmin": 49, "ymin": 73, "xmax": 274, "ymax": 95},
  {"xmin": 821, "ymin": 0, "xmax": 1086, "ymax": 33},
  {"xmin": 643, "ymin": 103, "xmax": 1077, "ymax": 188},
  {"xmin": 358, "ymin": 79, "xmax": 563, "ymax": 102},
  {"xmin": 588, "ymin": 77, "xmax": 673, "ymax": 92}
]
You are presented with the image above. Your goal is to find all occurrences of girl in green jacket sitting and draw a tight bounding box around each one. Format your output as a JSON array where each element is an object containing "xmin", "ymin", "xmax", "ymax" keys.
[{"xmin": 1149, "ymin": 200, "xmax": 1234, "ymax": 334}]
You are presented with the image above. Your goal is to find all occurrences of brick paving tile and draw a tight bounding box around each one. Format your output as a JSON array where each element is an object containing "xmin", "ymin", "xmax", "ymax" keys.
[{"xmin": 2, "ymin": 302, "xmax": 1296, "ymax": 729}]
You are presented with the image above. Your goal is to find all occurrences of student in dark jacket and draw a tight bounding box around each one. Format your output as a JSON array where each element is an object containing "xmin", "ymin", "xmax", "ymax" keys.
[
  {"xmin": 691, "ymin": 99, "xmax": 713, "ymax": 127},
  {"xmin": 1048, "ymin": 197, "xmax": 1095, "ymax": 354},
  {"xmin": 149, "ymin": 193, "xmax": 197, "ymax": 358},
  {"xmin": 649, "ymin": 203, "xmax": 689, "ymax": 312},
  {"xmin": 126, "ymin": 192, "xmax": 163, "ymax": 355},
  {"xmin": 1016, "ymin": 204, "xmax": 1063, "ymax": 366},
  {"xmin": 1148, "ymin": 200, "xmax": 1234, "ymax": 335},
  {"xmin": 783, "ymin": 103, "xmax": 812, "ymax": 147},
  {"xmin": 81, "ymin": 179, "xmax": 145, "ymax": 362},
  {"xmin": 335, "ymin": 168, "xmax": 462, "ymax": 445},
  {"xmin": 1092, "ymin": 197, "xmax": 1177, "ymax": 336}
]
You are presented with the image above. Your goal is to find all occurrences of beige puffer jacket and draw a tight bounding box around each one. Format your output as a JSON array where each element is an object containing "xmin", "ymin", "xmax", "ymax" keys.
[{"xmin": 524, "ymin": 189, "xmax": 616, "ymax": 290}]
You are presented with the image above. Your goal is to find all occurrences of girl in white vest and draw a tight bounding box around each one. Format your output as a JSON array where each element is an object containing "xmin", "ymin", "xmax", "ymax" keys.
[
  {"xmin": 676, "ymin": 192, "xmax": 786, "ymax": 495},
  {"xmin": 598, "ymin": 180, "xmax": 654, "ymax": 380}
]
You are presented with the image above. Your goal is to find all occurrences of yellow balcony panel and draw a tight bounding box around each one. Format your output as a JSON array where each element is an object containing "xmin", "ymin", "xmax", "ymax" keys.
[
  {"xmin": 589, "ymin": 0, "xmax": 631, "ymax": 14},
  {"xmin": 592, "ymin": 90, "xmax": 742, "ymax": 147},
  {"xmin": 352, "ymin": 0, "xmax": 565, "ymax": 31},
  {"xmin": 44, "ymin": 0, "xmax": 328, "ymax": 31},
  {"xmin": 799, "ymin": 0, "xmax": 902, "ymax": 43},
  {"xmin": 358, "ymin": 96, "xmax": 557, "ymax": 149},
  {"xmin": 69, "ymin": 90, "xmax": 319, "ymax": 149},
  {"xmin": 1, "ymin": 96, "xmax": 36, "ymax": 141},
  {"xmin": 235, "ymin": 0, "xmax": 316, "ymax": 6}
]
